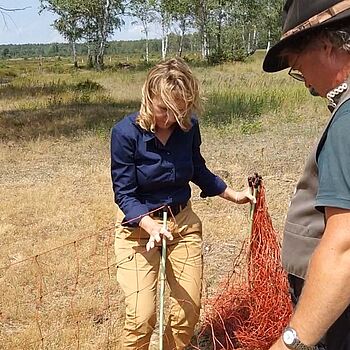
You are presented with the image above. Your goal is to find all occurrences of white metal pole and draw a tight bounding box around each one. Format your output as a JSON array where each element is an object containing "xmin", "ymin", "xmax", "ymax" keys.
[{"xmin": 159, "ymin": 207, "xmax": 168, "ymax": 350}]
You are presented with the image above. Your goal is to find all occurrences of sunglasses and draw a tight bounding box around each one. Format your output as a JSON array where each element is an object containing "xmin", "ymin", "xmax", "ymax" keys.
[{"xmin": 288, "ymin": 67, "xmax": 305, "ymax": 82}]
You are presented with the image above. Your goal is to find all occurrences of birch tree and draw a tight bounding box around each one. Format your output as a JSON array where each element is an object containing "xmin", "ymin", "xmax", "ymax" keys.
[
  {"xmin": 129, "ymin": 0, "xmax": 157, "ymax": 62},
  {"xmin": 194, "ymin": 0, "xmax": 210, "ymax": 60},
  {"xmin": 157, "ymin": 0, "xmax": 172, "ymax": 60},
  {"xmin": 40, "ymin": 0, "xmax": 83, "ymax": 68},
  {"xmin": 164, "ymin": 0, "xmax": 194, "ymax": 57},
  {"xmin": 40, "ymin": 0, "xmax": 123, "ymax": 70},
  {"xmin": 262, "ymin": 0, "xmax": 284, "ymax": 51},
  {"xmin": 79, "ymin": 0, "xmax": 124, "ymax": 69}
]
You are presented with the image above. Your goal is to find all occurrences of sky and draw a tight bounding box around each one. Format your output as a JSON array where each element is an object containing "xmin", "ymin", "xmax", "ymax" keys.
[{"xmin": 0, "ymin": 0, "xmax": 159, "ymax": 45}]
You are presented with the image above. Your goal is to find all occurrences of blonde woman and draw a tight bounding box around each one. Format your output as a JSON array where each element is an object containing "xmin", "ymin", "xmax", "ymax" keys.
[{"xmin": 111, "ymin": 57, "xmax": 253, "ymax": 349}]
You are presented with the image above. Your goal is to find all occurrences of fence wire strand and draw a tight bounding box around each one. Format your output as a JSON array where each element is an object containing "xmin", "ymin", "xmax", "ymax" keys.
[
  {"xmin": 0, "ymin": 205, "xmax": 185, "ymax": 349},
  {"xmin": 1, "ymin": 195, "xmax": 289, "ymax": 350}
]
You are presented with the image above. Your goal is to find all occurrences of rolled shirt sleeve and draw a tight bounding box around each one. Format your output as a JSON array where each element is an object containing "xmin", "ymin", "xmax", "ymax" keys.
[
  {"xmin": 191, "ymin": 121, "xmax": 227, "ymax": 197},
  {"xmin": 316, "ymin": 104, "xmax": 350, "ymax": 211},
  {"xmin": 111, "ymin": 125, "xmax": 149, "ymax": 225}
]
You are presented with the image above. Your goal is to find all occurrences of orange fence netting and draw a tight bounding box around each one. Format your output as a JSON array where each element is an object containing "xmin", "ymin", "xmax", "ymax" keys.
[{"xmin": 198, "ymin": 180, "xmax": 293, "ymax": 350}]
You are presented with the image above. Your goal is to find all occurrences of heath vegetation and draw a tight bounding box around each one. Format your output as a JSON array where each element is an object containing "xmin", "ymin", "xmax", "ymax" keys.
[{"xmin": 0, "ymin": 52, "xmax": 328, "ymax": 349}]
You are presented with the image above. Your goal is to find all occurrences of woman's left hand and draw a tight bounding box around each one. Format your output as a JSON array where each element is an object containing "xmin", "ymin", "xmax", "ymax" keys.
[{"xmin": 234, "ymin": 187, "xmax": 256, "ymax": 204}]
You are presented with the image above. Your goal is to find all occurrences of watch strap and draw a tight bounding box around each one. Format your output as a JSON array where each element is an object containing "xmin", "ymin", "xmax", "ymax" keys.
[{"xmin": 293, "ymin": 339, "xmax": 317, "ymax": 350}]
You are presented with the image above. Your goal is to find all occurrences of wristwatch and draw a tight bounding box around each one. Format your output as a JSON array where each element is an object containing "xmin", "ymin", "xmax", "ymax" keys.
[{"xmin": 282, "ymin": 326, "xmax": 317, "ymax": 350}]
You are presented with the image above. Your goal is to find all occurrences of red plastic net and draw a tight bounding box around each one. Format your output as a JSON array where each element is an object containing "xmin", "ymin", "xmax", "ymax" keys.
[{"xmin": 198, "ymin": 180, "xmax": 293, "ymax": 350}]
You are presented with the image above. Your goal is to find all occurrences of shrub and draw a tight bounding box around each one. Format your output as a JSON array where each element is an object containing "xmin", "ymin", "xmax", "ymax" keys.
[{"xmin": 74, "ymin": 79, "xmax": 102, "ymax": 92}]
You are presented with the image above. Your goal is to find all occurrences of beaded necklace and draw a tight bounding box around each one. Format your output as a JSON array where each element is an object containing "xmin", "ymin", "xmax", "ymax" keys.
[{"xmin": 326, "ymin": 82, "xmax": 349, "ymax": 111}]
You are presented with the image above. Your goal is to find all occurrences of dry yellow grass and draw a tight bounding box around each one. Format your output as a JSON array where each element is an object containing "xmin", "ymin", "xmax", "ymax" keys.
[{"xmin": 0, "ymin": 55, "xmax": 329, "ymax": 349}]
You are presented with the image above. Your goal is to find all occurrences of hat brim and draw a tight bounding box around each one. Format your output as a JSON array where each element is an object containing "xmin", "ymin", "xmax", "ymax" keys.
[{"xmin": 263, "ymin": 9, "xmax": 350, "ymax": 73}]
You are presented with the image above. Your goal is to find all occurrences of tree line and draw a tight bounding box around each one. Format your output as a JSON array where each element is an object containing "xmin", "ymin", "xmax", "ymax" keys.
[
  {"xmin": 0, "ymin": 35, "xmax": 197, "ymax": 61},
  {"xmin": 28, "ymin": 0, "xmax": 283, "ymax": 69}
]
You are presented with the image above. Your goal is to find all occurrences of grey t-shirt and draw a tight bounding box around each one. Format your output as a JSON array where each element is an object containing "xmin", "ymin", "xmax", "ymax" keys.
[{"xmin": 316, "ymin": 99, "xmax": 350, "ymax": 211}]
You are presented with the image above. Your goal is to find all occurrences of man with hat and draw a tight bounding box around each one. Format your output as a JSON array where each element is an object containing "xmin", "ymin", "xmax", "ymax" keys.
[{"xmin": 263, "ymin": 1, "xmax": 350, "ymax": 349}]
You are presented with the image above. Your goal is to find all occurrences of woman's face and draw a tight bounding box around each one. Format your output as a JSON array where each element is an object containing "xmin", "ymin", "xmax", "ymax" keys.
[
  {"xmin": 288, "ymin": 40, "xmax": 341, "ymax": 97},
  {"xmin": 152, "ymin": 96, "xmax": 186, "ymax": 130}
]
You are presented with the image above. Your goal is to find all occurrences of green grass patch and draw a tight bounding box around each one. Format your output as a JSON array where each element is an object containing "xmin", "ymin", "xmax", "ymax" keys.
[
  {"xmin": 204, "ymin": 89, "xmax": 283, "ymax": 127},
  {"xmin": 0, "ymin": 52, "xmax": 321, "ymax": 140}
]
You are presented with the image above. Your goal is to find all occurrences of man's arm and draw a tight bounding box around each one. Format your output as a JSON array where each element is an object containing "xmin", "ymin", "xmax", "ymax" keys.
[{"xmin": 270, "ymin": 207, "xmax": 350, "ymax": 349}]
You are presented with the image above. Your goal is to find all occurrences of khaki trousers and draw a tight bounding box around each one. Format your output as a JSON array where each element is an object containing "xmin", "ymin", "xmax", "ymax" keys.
[{"xmin": 115, "ymin": 203, "xmax": 203, "ymax": 350}]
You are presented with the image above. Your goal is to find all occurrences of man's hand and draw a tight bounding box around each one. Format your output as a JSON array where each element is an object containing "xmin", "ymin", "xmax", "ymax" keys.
[{"xmin": 269, "ymin": 338, "xmax": 289, "ymax": 350}]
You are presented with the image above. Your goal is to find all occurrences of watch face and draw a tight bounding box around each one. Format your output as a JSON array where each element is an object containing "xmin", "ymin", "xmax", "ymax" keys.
[{"xmin": 283, "ymin": 329, "xmax": 296, "ymax": 345}]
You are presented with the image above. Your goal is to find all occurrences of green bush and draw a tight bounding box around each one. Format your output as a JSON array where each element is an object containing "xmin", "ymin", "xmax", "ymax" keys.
[{"xmin": 74, "ymin": 79, "xmax": 102, "ymax": 92}]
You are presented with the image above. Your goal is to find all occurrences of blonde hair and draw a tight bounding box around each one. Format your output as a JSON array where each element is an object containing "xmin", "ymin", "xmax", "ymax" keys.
[{"xmin": 137, "ymin": 57, "xmax": 202, "ymax": 132}]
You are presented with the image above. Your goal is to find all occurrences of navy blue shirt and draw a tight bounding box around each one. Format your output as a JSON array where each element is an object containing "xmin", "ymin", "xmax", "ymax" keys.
[{"xmin": 111, "ymin": 113, "xmax": 227, "ymax": 225}]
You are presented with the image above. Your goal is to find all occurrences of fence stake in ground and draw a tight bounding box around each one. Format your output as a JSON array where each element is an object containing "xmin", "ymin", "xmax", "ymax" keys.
[
  {"xmin": 159, "ymin": 206, "xmax": 168, "ymax": 350},
  {"xmin": 248, "ymin": 173, "xmax": 262, "ymax": 228}
]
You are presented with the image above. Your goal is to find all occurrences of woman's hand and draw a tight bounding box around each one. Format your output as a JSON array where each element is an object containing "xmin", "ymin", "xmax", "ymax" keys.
[
  {"xmin": 139, "ymin": 215, "xmax": 173, "ymax": 251},
  {"xmin": 235, "ymin": 187, "xmax": 256, "ymax": 204},
  {"xmin": 219, "ymin": 186, "xmax": 256, "ymax": 204}
]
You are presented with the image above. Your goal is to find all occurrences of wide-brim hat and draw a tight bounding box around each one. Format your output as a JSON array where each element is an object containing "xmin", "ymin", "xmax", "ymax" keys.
[{"xmin": 263, "ymin": 0, "xmax": 350, "ymax": 72}]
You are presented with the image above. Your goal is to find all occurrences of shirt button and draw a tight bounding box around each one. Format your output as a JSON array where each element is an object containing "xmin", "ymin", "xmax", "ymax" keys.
[
  {"xmin": 167, "ymin": 152, "xmax": 171, "ymax": 155},
  {"xmin": 170, "ymin": 169, "xmax": 173, "ymax": 173}
]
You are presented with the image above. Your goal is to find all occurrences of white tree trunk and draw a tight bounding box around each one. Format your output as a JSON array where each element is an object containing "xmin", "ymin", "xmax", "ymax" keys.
[
  {"xmin": 145, "ymin": 29, "xmax": 149, "ymax": 62},
  {"xmin": 266, "ymin": 29, "xmax": 271, "ymax": 51},
  {"xmin": 202, "ymin": 32, "xmax": 209, "ymax": 59},
  {"xmin": 253, "ymin": 28, "xmax": 257, "ymax": 50},
  {"xmin": 178, "ymin": 20, "xmax": 186, "ymax": 57},
  {"xmin": 71, "ymin": 40, "xmax": 78, "ymax": 68},
  {"xmin": 97, "ymin": 0, "xmax": 111, "ymax": 70},
  {"xmin": 161, "ymin": 20, "xmax": 169, "ymax": 60},
  {"xmin": 162, "ymin": 34, "xmax": 168, "ymax": 60},
  {"xmin": 247, "ymin": 32, "xmax": 251, "ymax": 55}
]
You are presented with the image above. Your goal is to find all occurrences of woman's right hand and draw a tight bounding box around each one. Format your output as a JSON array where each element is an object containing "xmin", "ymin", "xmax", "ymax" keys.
[{"xmin": 139, "ymin": 215, "xmax": 173, "ymax": 251}]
